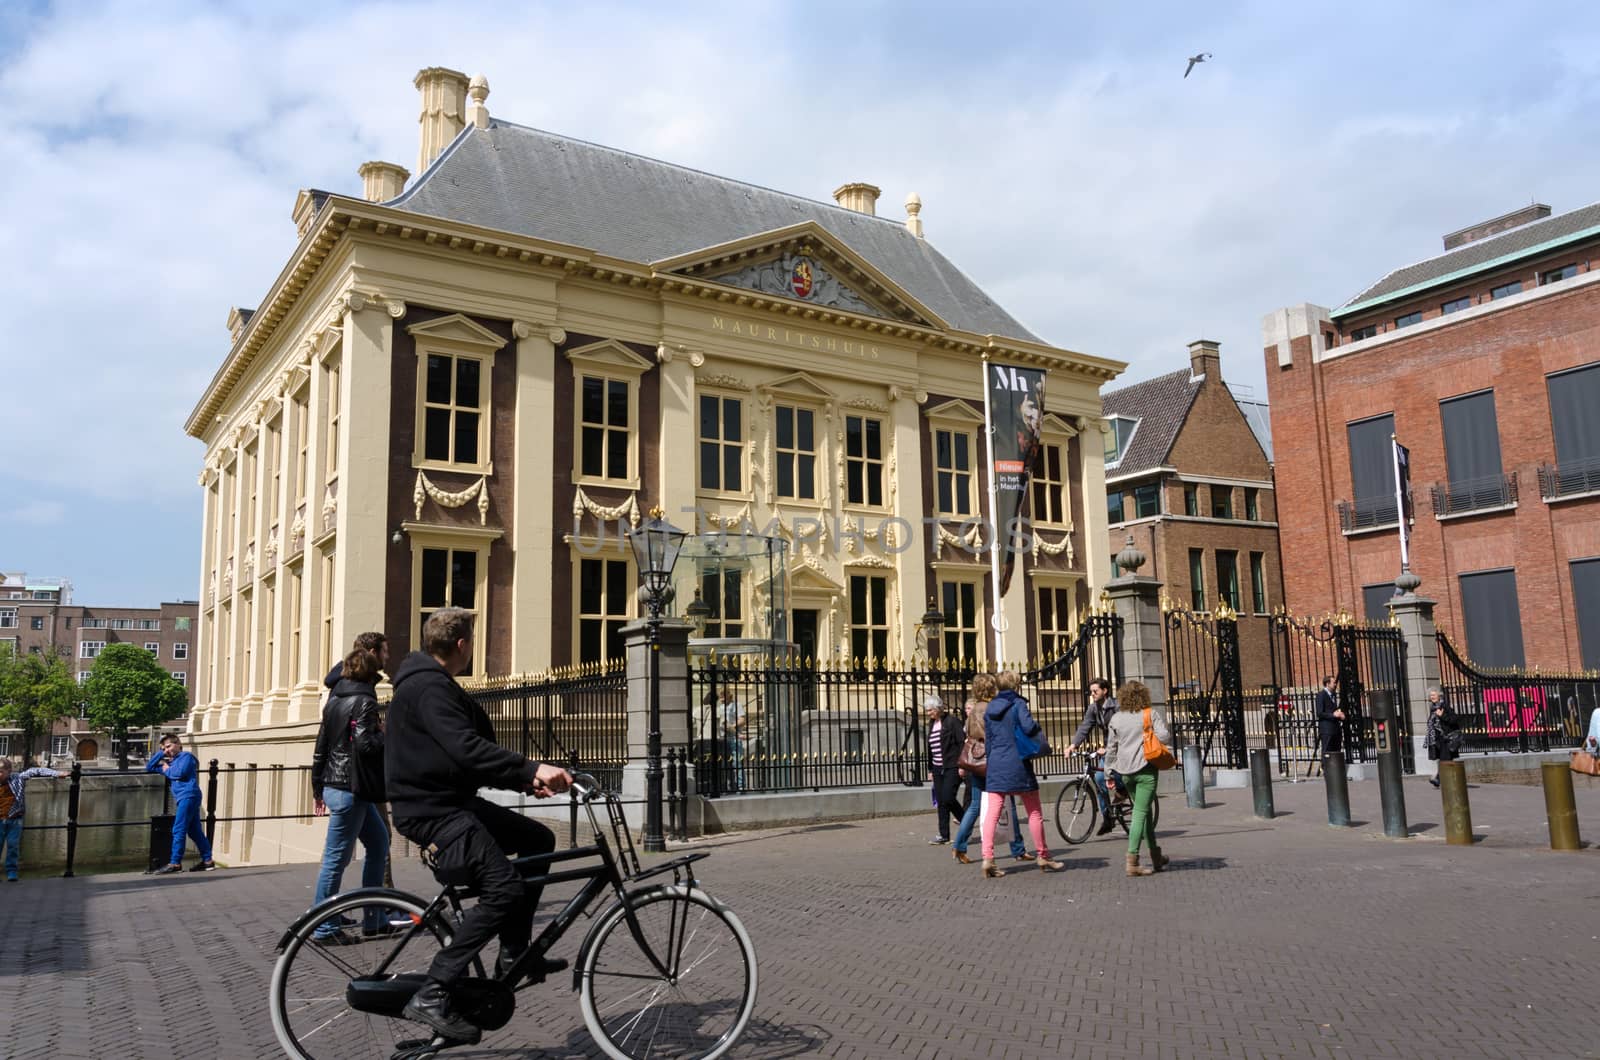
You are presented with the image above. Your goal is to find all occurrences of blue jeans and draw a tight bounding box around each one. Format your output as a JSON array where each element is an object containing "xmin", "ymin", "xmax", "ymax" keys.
[
  {"xmin": 953, "ymin": 779, "xmax": 1025, "ymax": 857},
  {"xmin": 312, "ymin": 788, "xmax": 389, "ymax": 936},
  {"xmin": 171, "ymin": 796, "xmax": 212, "ymax": 866},
  {"xmin": 2, "ymin": 819, "xmax": 22, "ymax": 878}
]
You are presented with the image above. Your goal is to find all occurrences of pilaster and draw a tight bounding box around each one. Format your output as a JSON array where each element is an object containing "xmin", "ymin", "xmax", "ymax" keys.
[
  {"xmin": 510, "ymin": 321, "xmax": 562, "ymax": 674},
  {"xmin": 889, "ymin": 386, "xmax": 926, "ymax": 661},
  {"xmin": 332, "ymin": 298, "xmax": 396, "ymax": 671},
  {"xmin": 1082, "ymin": 417, "xmax": 1112, "ymax": 590}
]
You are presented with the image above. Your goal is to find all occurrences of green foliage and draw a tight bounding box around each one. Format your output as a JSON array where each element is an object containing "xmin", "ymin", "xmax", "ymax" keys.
[
  {"xmin": 83, "ymin": 644, "xmax": 188, "ymax": 769},
  {"xmin": 0, "ymin": 644, "xmax": 78, "ymax": 763}
]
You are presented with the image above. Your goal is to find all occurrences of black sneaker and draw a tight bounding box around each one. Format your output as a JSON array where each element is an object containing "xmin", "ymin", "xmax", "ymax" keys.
[
  {"xmin": 927, "ymin": 836, "xmax": 950, "ymax": 845},
  {"xmin": 154, "ymin": 864, "xmax": 183, "ymax": 875},
  {"xmin": 401, "ymin": 980, "xmax": 481, "ymax": 1045},
  {"xmin": 1095, "ymin": 817, "xmax": 1117, "ymax": 836},
  {"xmin": 188, "ymin": 861, "xmax": 217, "ymax": 872}
]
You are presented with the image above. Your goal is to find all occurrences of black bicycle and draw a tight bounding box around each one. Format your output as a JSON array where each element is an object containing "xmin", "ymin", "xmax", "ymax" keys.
[
  {"xmin": 1054, "ymin": 754, "xmax": 1159, "ymax": 845},
  {"xmin": 269, "ymin": 774, "xmax": 757, "ymax": 1060}
]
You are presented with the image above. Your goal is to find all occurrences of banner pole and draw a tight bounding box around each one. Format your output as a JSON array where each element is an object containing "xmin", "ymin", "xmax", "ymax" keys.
[{"xmin": 982, "ymin": 358, "xmax": 1005, "ymax": 662}]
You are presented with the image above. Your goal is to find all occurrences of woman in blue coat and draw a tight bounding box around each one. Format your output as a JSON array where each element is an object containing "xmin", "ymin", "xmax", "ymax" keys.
[{"xmin": 978, "ymin": 671, "xmax": 1064, "ymax": 878}]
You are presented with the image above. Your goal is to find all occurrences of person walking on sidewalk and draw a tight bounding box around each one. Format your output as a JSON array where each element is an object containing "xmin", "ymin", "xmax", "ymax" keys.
[
  {"xmin": 1316, "ymin": 675, "xmax": 1345, "ymax": 758},
  {"xmin": 1425, "ymin": 687, "xmax": 1462, "ymax": 788},
  {"xmin": 925, "ymin": 695, "xmax": 965, "ymax": 845},
  {"xmin": 309, "ymin": 645, "xmax": 390, "ymax": 943},
  {"xmin": 978, "ymin": 671, "xmax": 1064, "ymax": 878},
  {"xmin": 0, "ymin": 757, "xmax": 65, "ymax": 881},
  {"xmin": 951, "ymin": 698, "xmax": 1030, "ymax": 865},
  {"xmin": 1104, "ymin": 681, "xmax": 1172, "ymax": 877},
  {"xmin": 146, "ymin": 733, "xmax": 215, "ymax": 874}
]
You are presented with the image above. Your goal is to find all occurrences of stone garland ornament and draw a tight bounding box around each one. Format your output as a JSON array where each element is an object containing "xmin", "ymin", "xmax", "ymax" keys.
[
  {"xmin": 571, "ymin": 486, "xmax": 641, "ymax": 528},
  {"xmin": 322, "ymin": 482, "xmax": 338, "ymax": 532},
  {"xmin": 1032, "ymin": 531, "xmax": 1074, "ymax": 562},
  {"xmin": 413, "ymin": 471, "xmax": 491, "ymax": 526},
  {"xmin": 936, "ymin": 521, "xmax": 985, "ymax": 557}
]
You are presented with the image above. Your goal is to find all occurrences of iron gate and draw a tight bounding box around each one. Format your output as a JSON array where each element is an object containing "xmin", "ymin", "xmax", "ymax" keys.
[
  {"xmin": 1267, "ymin": 608, "xmax": 1413, "ymax": 776},
  {"xmin": 1162, "ymin": 600, "xmax": 1247, "ymax": 769}
]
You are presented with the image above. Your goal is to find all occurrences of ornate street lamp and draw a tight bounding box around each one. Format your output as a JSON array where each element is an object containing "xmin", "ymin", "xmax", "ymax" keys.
[
  {"xmin": 625, "ymin": 506, "xmax": 689, "ymax": 852},
  {"xmin": 684, "ymin": 588, "xmax": 712, "ymax": 640},
  {"xmin": 920, "ymin": 596, "xmax": 947, "ymax": 664}
]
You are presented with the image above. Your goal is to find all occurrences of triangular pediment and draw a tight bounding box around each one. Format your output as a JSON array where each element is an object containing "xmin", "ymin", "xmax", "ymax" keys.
[
  {"xmin": 924, "ymin": 399, "xmax": 985, "ymax": 426},
  {"xmin": 656, "ymin": 222, "xmax": 945, "ymax": 329},
  {"xmin": 1041, "ymin": 412, "xmax": 1080, "ymax": 438},
  {"xmin": 760, "ymin": 371, "xmax": 835, "ymax": 402},
  {"xmin": 564, "ymin": 339, "xmax": 655, "ymax": 375},
  {"xmin": 406, "ymin": 313, "xmax": 506, "ymax": 351},
  {"xmin": 788, "ymin": 562, "xmax": 845, "ymax": 594}
]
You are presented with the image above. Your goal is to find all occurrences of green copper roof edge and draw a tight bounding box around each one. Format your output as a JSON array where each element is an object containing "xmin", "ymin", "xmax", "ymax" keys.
[{"xmin": 1331, "ymin": 221, "xmax": 1600, "ymax": 320}]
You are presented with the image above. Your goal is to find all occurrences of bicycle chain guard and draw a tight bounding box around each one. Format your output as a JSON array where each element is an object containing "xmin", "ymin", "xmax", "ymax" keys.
[{"xmin": 453, "ymin": 977, "xmax": 515, "ymax": 1031}]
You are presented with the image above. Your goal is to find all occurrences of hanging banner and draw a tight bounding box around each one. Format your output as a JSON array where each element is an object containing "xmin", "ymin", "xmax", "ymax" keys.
[{"xmin": 985, "ymin": 363, "xmax": 1047, "ymax": 596}]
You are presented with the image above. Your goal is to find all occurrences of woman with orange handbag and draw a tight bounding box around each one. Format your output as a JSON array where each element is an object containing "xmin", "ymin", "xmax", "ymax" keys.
[{"xmin": 1103, "ymin": 680, "xmax": 1173, "ymax": 878}]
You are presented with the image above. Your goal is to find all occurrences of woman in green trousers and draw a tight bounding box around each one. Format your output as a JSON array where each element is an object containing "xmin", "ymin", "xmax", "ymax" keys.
[{"xmin": 1102, "ymin": 680, "xmax": 1172, "ymax": 877}]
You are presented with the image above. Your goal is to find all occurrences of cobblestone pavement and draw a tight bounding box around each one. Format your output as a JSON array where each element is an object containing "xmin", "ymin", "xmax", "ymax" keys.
[{"xmin": 2, "ymin": 774, "xmax": 1597, "ymax": 1060}]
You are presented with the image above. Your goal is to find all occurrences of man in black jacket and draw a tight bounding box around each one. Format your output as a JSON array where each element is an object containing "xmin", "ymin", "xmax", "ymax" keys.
[
  {"xmin": 1065, "ymin": 678, "xmax": 1121, "ymax": 834},
  {"xmin": 1316, "ymin": 675, "xmax": 1345, "ymax": 757},
  {"xmin": 389, "ymin": 608, "xmax": 572, "ymax": 1044}
]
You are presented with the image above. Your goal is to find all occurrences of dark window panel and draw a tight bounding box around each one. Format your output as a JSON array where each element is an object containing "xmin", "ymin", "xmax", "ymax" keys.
[
  {"xmin": 607, "ymin": 428, "xmax": 629, "ymax": 479},
  {"xmin": 1442, "ymin": 296, "xmax": 1471, "ymax": 314},
  {"xmin": 1490, "ymin": 280, "xmax": 1522, "ymax": 300},
  {"xmin": 451, "ymin": 551, "xmax": 477, "ymax": 610},
  {"xmin": 424, "ymin": 408, "xmax": 452, "ymax": 462},
  {"xmin": 1347, "ymin": 414, "xmax": 1398, "ymax": 523},
  {"xmin": 605, "ymin": 560, "xmax": 628, "ymax": 615},
  {"xmin": 421, "ymin": 548, "xmax": 448, "ymax": 608},
  {"xmin": 581, "ymin": 426, "xmax": 605, "ymax": 478},
  {"xmin": 579, "ymin": 558, "xmax": 602, "ymax": 614},
  {"xmin": 1459, "ymin": 569, "xmax": 1526, "ymax": 667},
  {"xmin": 455, "ymin": 359, "xmax": 480, "ymax": 409},
  {"xmin": 426, "ymin": 355, "xmax": 452, "ymax": 405},
  {"xmin": 607, "ymin": 379, "xmax": 628, "ymax": 428},
  {"xmin": 453, "ymin": 411, "xmax": 479, "ymax": 465},
  {"xmin": 1395, "ymin": 311, "xmax": 1422, "ymax": 328},
  {"xmin": 581, "ymin": 377, "xmax": 604, "ymax": 425}
]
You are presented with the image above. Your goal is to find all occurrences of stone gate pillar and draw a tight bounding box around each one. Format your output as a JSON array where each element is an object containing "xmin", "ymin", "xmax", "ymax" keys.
[
  {"xmin": 1104, "ymin": 536, "xmax": 1167, "ymax": 708},
  {"xmin": 1389, "ymin": 568, "xmax": 1442, "ymax": 775},
  {"xmin": 619, "ymin": 617, "xmax": 696, "ymax": 827}
]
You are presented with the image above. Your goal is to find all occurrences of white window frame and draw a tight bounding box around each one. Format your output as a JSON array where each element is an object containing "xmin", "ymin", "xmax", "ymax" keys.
[
  {"xmin": 567, "ymin": 340, "xmax": 652, "ymax": 490},
  {"xmin": 1104, "ymin": 414, "xmax": 1141, "ymax": 470},
  {"xmin": 50, "ymin": 735, "xmax": 69, "ymax": 759},
  {"xmin": 172, "ymin": 671, "xmax": 187, "ymax": 686},
  {"xmin": 937, "ymin": 576, "xmax": 984, "ymax": 663},
  {"xmin": 1034, "ymin": 578, "xmax": 1079, "ymax": 661},
  {"xmin": 843, "ymin": 413, "xmax": 887, "ymax": 510},
  {"xmin": 697, "ymin": 391, "xmax": 747, "ymax": 497},
  {"xmin": 144, "ymin": 642, "xmax": 160, "ymax": 654},
  {"xmin": 408, "ymin": 524, "xmax": 501, "ymax": 677},
  {"xmin": 925, "ymin": 400, "xmax": 985, "ymax": 520},
  {"xmin": 80, "ymin": 640, "xmax": 105, "ymax": 659},
  {"xmin": 0, "ymin": 608, "xmax": 15, "ymax": 629},
  {"xmin": 408, "ymin": 314, "xmax": 506, "ymax": 476},
  {"xmin": 773, "ymin": 402, "xmax": 821, "ymax": 502},
  {"xmin": 847, "ymin": 572, "xmax": 892, "ymax": 666},
  {"xmin": 173, "ymin": 642, "xmax": 189, "ymax": 660}
]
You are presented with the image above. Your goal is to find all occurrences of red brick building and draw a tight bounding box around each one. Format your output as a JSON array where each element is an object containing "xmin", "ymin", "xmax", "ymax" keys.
[
  {"xmin": 0, "ymin": 571, "xmax": 197, "ymax": 765},
  {"xmin": 1264, "ymin": 202, "xmax": 1600, "ymax": 671},
  {"xmin": 1103, "ymin": 340, "xmax": 1283, "ymax": 688}
]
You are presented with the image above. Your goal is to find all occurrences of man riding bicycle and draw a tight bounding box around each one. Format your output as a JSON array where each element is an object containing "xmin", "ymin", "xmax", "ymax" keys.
[
  {"xmin": 386, "ymin": 607, "xmax": 574, "ymax": 1044},
  {"xmin": 1064, "ymin": 678, "xmax": 1122, "ymax": 836}
]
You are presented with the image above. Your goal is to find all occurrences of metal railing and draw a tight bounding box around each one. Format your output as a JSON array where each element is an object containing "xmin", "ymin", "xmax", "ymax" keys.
[
  {"xmin": 1538, "ymin": 455, "xmax": 1600, "ymax": 500},
  {"xmin": 1436, "ymin": 633, "xmax": 1600, "ymax": 754},
  {"xmin": 470, "ymin": 662, "xmax": 628, "ymax": 790},
  {"xmin": 1337, "ymin": 494, "xmax": 1403, "ymax": 532},
  {"xmin": 1430, "ymin": 471, "xmax": 1517, "ymax": 516}
]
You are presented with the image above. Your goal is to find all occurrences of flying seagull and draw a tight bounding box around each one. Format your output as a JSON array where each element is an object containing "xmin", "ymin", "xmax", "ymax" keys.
[{"xmin": 1184, "ymin": 52, "xmax": 1212, "ymax": 78}]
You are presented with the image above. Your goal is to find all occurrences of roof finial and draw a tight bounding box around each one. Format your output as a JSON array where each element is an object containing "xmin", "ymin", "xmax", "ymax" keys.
[
  {"xmin": 468, "ymin": 74, "xmax": 491, "ymax": 130},
  {"xmin": 905, "ymin": 192, "xmax": 924, "ymax": 238}
]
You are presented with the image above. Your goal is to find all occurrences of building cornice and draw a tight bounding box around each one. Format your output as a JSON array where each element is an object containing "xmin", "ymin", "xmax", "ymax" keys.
[{"xmin": 187, "ymin": 196, "xmax": 1125, "ymax": 434}]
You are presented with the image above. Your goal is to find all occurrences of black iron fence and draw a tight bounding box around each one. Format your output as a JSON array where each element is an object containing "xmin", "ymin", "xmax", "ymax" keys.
[
  {"xmin": 470, "ymin": 662, "xmax": 628, "ymax": 790},
  {"xmin": 1163, "ymin": 603, "xmax": 1247, "ymax": 769},
  {"xmin": 686, "ymin": 613, "xmax": 1124, "ymax": 797},
  {"xmin": 1436, "ymin": 634, "xmax": 1600, "ymax": 754},
  {"xmin": 1430, "ymin": 471, "xmax": 1517, "ymax": 516}
]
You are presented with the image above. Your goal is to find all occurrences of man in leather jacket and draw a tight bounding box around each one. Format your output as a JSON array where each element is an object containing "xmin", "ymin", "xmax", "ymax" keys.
[
  {"xmin": 308, "ymin": 635, "xmax": 390, "ymax": 943},
  {"xmin": 389, "ymin": 608, "xmax": 572, "ymax": 1045},
  {"xmin": 1065, "ymin": 678, "xmax": 1121, "ymax": 834}
]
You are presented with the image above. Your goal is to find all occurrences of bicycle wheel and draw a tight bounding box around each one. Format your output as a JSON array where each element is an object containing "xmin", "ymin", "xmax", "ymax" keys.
[
  {"xmin": 1054, "ymin": 779, "xmax": 1097, "ymax": 845},
  {"xmin": 269, "ymin": 890, "xmax": 471, "ymax": 1060},
  {"xmin": 580, "ymin": 886, "xmax": 757, "ymax": 1060}
]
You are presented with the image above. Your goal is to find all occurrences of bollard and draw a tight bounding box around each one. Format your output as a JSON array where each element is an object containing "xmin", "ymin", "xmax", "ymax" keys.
[
  {"xmin": 1439, "ymin": 761, "xmax": 1472, "ymax": 845},
  {"xmin": 1323, "ymin": 750, "xmax": 1351, "ymax": 827},
  {"xmin": 1182, "ymin": 744, "xmax": 1205, "ymax": 809},
  {"xmin": 1542, "ymin": 762, "xmax": 1582, "ymax": 851},
  {"xmin": 1249, "ymin": 748, "xmax": 1275, "ymax": 819},
  {"xmin": 204, "ymin": 759, "xmax": 220, "ymax": 845}
]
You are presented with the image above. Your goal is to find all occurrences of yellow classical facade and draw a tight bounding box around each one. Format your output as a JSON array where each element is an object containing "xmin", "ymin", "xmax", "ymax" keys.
[{"xmin": 184, "ymin": 67, "xmax": 1122, "ymax": 858}]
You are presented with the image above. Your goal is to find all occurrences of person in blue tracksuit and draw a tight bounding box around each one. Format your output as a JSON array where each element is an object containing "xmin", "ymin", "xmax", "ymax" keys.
[{"xmin": 146, "ymin": 733, "xmax": 214, "ymax": 874}]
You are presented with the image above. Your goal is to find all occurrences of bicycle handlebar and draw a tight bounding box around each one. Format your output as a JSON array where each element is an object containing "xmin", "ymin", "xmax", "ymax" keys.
[{"xmin": 567, "ymin": 771, "xmax": 602, "ymax": 802}]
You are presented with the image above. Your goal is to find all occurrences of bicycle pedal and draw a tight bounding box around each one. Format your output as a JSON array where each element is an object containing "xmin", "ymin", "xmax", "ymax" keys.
[{"xmin": 390, "ymin": 1036, "xmax": 448, "ymax": 1060}]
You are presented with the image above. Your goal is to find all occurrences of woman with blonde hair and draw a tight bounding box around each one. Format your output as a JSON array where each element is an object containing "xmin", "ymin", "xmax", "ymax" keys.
[
  {"xmin": 1103, "ymin": 680, "xmax": 1171, "ymax": 877},
  {"xmin": 978, "ymin": 671, "xmax": 1064, "ymax": 878},
  {"xmin": 951, "ymin": 697, "xmax": 1030, "ymax": 865}
]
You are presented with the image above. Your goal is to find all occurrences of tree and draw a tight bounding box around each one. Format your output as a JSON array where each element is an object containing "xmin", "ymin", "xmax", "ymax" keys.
[
  {"xmin": 83, "ymin": 644, "xmax": 189, "ymax": 771},
  {"xmin": 0, "ymin": 645, "xmax": 78, "ymax": 766}
]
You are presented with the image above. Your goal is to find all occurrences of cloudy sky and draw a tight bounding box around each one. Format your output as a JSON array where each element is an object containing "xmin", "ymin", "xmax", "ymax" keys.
[{"xmin": 3, "ymin": 0, "xmax": 1598, "ymax": 605}]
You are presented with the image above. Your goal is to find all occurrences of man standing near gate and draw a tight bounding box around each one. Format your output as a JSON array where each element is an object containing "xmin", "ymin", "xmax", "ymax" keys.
[{"xmin": 1316, "ymin": 676, "xmax": 1345, "ymax": 757}]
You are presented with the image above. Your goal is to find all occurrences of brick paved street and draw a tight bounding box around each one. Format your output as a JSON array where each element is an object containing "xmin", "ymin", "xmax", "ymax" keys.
[{"xmin": 3, "ymin": 775, "xmax": 1597, "ymax": 1060}]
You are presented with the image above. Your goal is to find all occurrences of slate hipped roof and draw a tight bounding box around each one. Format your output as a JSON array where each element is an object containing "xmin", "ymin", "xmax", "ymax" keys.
[
  {"xmin": 1337, "ymin": 200, "xmax": 1600, "ymax": 315},
  {"xmin": 1100, "ymin": 368, "xmax": 1203, "ymax": 478},
  {"xmin": 386, "ymin": 120, "xmax": 1039, "ymax": 341}
]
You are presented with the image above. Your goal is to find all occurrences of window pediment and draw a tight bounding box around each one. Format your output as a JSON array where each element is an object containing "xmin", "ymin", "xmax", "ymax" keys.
[
  {"xmin": 406, "ymin": 313, "xmax": 506, "ymax": 353},
  {"xmin": 760, "ymin": 371, "xmax": 835, "ymax": 404},
  {"xmin": 924, "ymin": 399, "xmax": 985, "ymax": 426},
  {"xmin": 565, "ymin": 339, "xmax": 654, "ymax": 376},
  {"xmin": 1041, "ymin": 412, "xmax": 1080, "ymax": 438}
]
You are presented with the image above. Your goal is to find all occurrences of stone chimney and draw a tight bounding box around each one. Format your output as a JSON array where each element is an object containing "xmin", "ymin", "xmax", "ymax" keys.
[
  {"xmin": 1188, "ymin": 339, "xmax": 1221, "ymax": 382},
  {"xmin": 904, "ymin": 192, "xmax": 924, "ymax": 238},
  {"xmin": 833, "ymin": 182, "xmax": 881, "ymax": 215},
  {"xmin": 226, "ymin": 306, "xmax": 255, "ymax": 345},
  {"xmin": 358, "ymin": 161, "xmax": 409, "ymax": 203},
  {"xmin": 414, "ymin": 66, "xmax": 471, "ymax": 175},
  {"xmin": 1442, "ymin": 203, "xmax": 1551, "ymax": 251}
]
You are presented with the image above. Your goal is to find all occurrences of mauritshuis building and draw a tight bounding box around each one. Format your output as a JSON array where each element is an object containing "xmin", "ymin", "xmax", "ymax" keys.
[{"xmin": 185, "ymin": 66, "xmax": 1124, "ymax": 783}]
